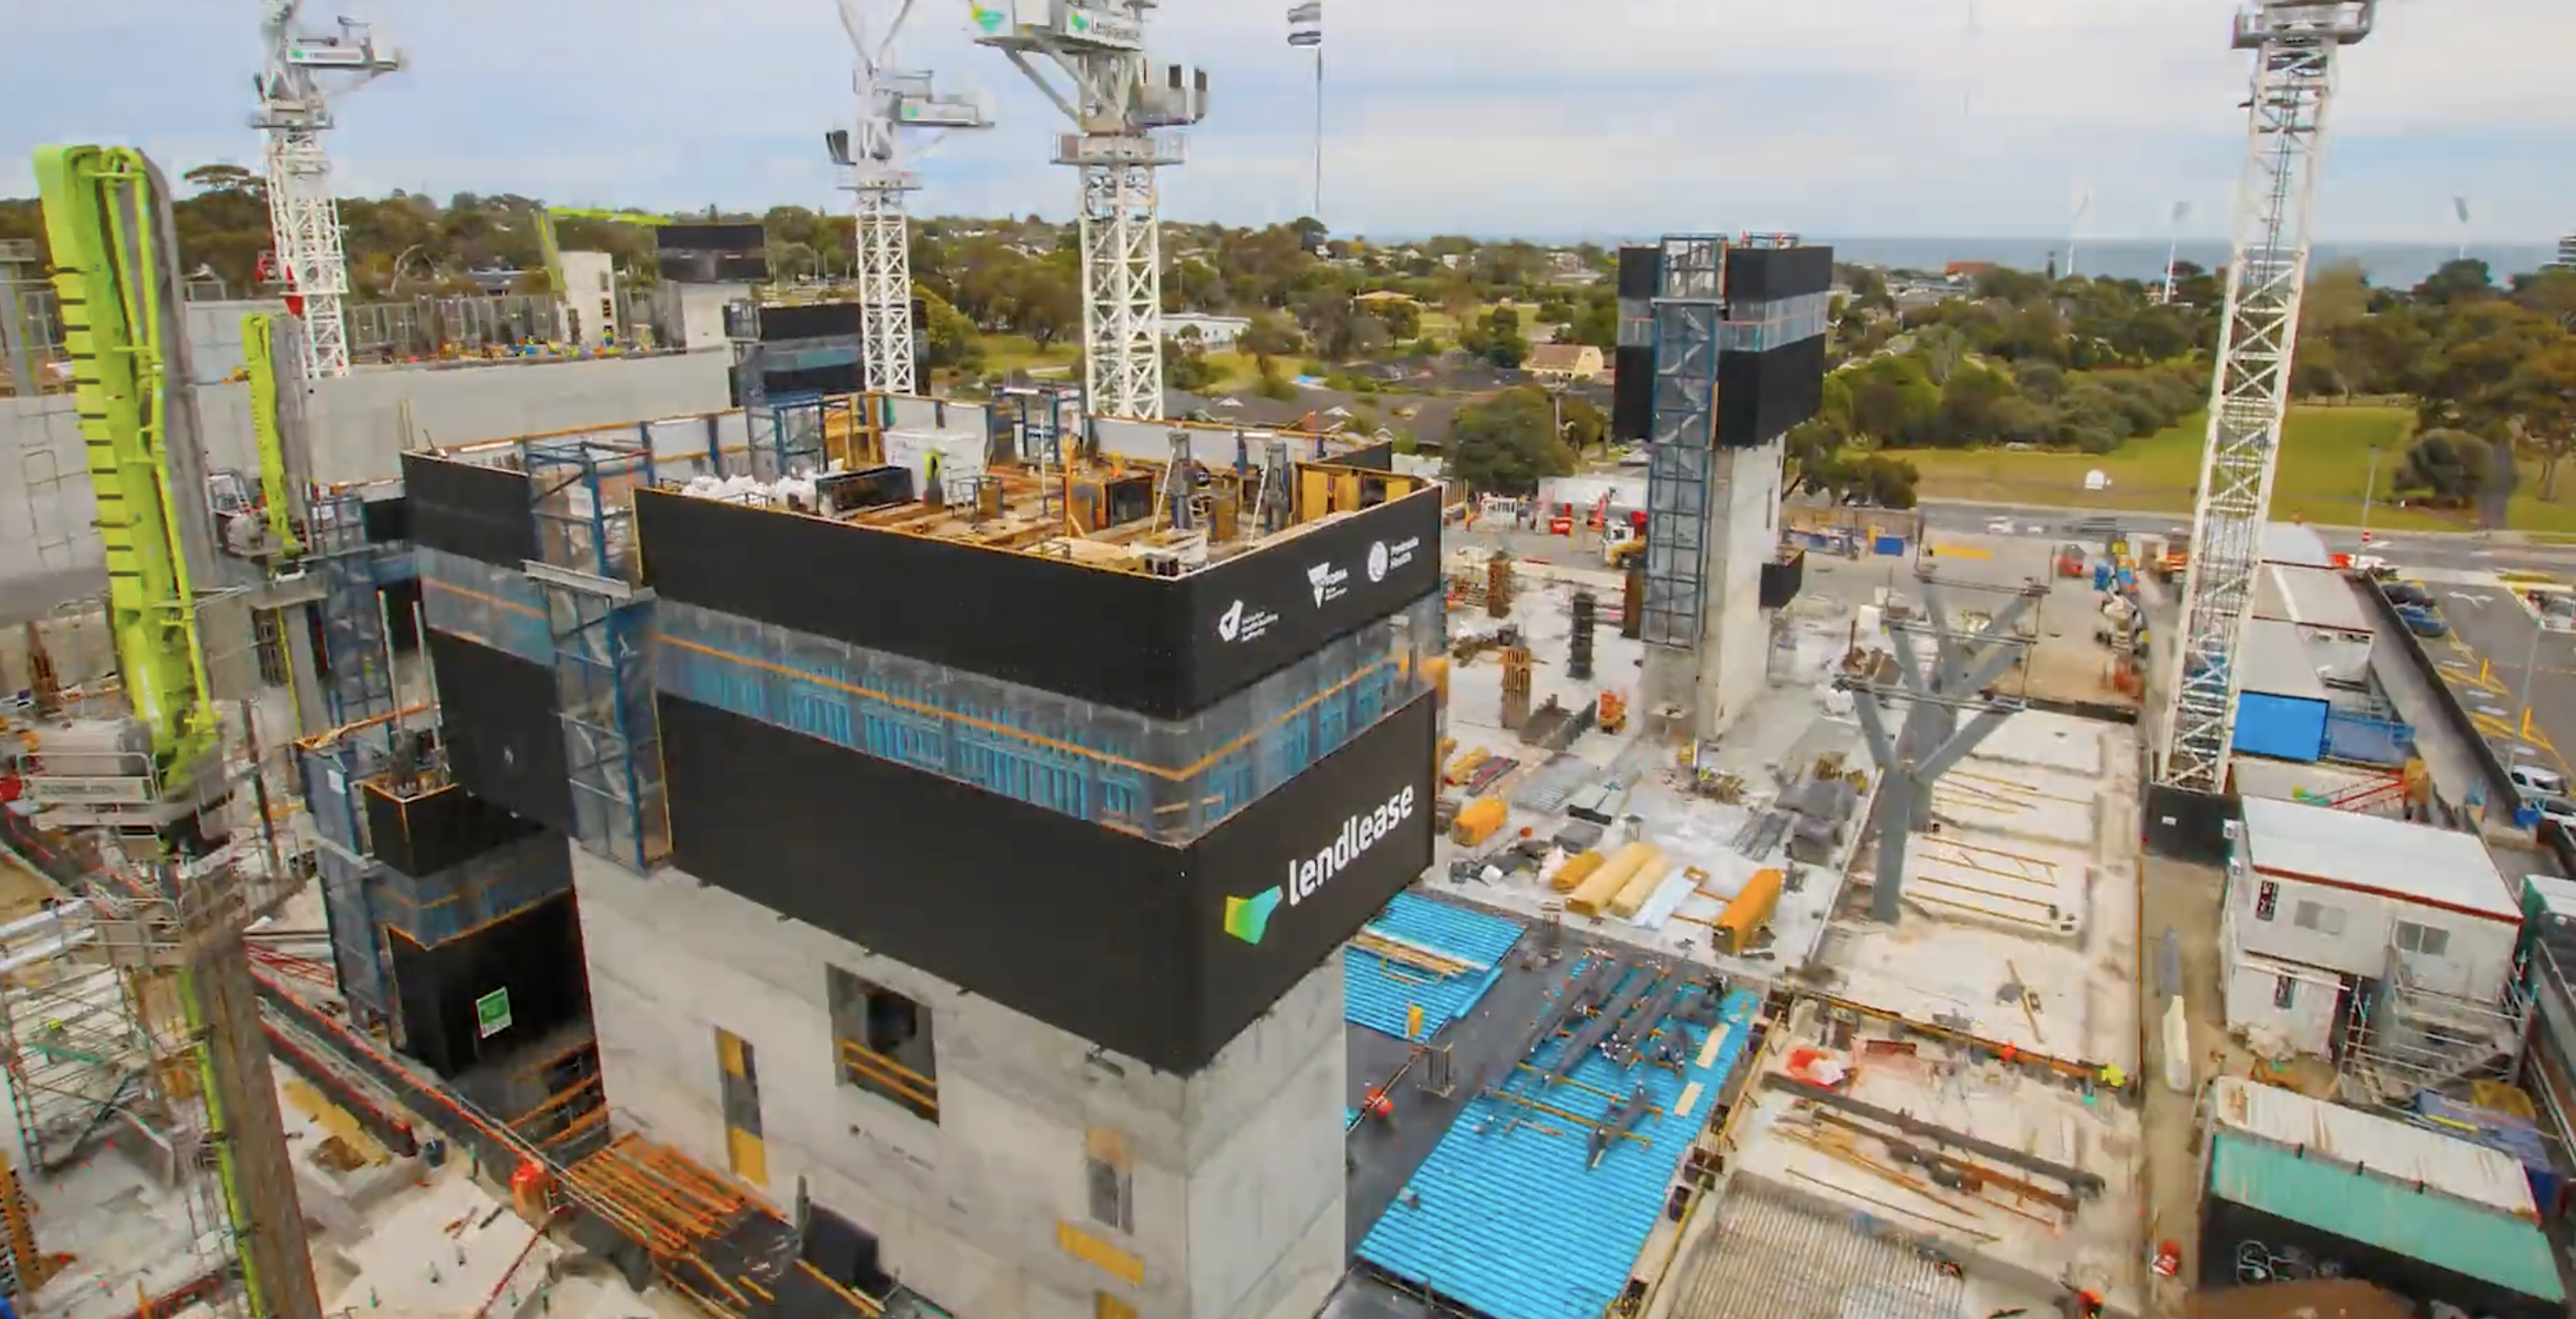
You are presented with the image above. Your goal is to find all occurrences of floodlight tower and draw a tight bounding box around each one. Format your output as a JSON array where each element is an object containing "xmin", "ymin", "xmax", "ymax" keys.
[
  {"xmin": 2159, "ymin": 0, "xmax": 2375, "ymax": 798},
  {"xmin": 252, "ymin": 2, "xmax": 402, "ymax": 380},
  {"xmin": 829, "ymin": 0, "xmax": 993, "ymax": 394},
  {"xmin": 972, "ymin": 1, "xmax": 1209, "ymax": 420}
]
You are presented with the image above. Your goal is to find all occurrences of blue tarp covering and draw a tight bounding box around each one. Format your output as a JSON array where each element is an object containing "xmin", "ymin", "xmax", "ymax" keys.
[
  {"xmin": 2324, "ymin": 709, "xmax": 2417, "ymax": 768},
  {"xmin": 1358, "ymin": 974, "xmax": 1761, "ymax": 1319},
  {"xmin": 2235, "ymin": 692, "xmax": 2328, "ymax": 763},
  {"xmin": 1344, "ymin": 894, "xmax": 1527, "ymax": 1042}
]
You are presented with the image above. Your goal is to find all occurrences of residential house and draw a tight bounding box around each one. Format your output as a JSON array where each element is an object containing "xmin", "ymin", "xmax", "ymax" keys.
[
  {"xmin": 1161, "ymin": 313, "xmax": 1251, "ymax": 349},
  {"xmin": 1524, "ymin": 343, "xmax": 1605, "ymax": 386}
]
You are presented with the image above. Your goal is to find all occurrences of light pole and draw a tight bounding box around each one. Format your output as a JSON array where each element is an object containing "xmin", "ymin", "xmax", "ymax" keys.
[
  {"xmin": 2511, "ymin": 618, "xmax": 2542, "ymax": 782},
  {"xmin": 2359, "ymin": 443, "xmax": 2380, "ymax": 543}
]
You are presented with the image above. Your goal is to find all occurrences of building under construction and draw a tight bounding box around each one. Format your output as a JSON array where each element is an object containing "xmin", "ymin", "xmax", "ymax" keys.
[{"xmin": 376, "ymin": 404, "xmax": 1445, "ymax": 1318}]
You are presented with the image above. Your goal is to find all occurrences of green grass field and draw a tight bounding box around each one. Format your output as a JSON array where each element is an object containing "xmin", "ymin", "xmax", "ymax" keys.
[{"xmin": 1901, "ymin": 404, "xmax": 2576, "ymax": 535}]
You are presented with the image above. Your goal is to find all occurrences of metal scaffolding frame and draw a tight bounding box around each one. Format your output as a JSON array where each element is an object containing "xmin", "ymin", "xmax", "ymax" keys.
[
  {"xmin": 305, "ymin": 491, "xmax": 403, "ymax": 726},
  {"xmin": 524, "ymin": 436, "xmax": 667, "ymax": 873},
  {"xmin": 2159, "ymin": 1, "xmax": 2374, "ymax": 793},
  {"xmin": 1641, "ymin": 235, "xmax": 1725, "ymax": 652},
  {"xmin": 753, "ymin": 392, "xmax": 850, "ymax": 483}
]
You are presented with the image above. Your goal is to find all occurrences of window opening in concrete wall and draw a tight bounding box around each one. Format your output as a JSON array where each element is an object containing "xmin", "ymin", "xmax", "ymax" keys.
[
  {"xmin": 2395, "ymin": 920, "xmax": 2451, "ymax": 958},
  {"xmin": 1086, "ymin": 1127, "xmax": 1135, "ymax": 1233},
  {"xmin": 716, "ymin": 1027, "xmax": 768, "ymax": 1186},
  {"xmin": 2292, "ymin": 900, "xmax": 2346, "ymax": 936},
  {"xmin": 828, "ymin": 966, "xmax": 940, "ymax": 1123}
]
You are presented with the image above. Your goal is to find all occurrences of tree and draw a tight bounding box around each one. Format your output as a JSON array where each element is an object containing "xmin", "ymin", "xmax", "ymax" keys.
[
  {"xmin": 916, "ymin": 288, "xmax": 984, "ymax": 374},
  {"xmin": 1449, "ymin": 387, "xmax": 1575, "ymax": 494},
  {"xmin": 2393, "ymin": 428, "xmax": 2492, "ymax": 506},
  {"xmin": 1013, "ymin": 258, "xmax": 1081, "ymax": 349},
  {"xmin": 1460, "ymin": 306, "xmax": 1529, "ymax": 368},
  {"xmin": 1561, "ymin": 396, "xmax": 1606, "ymax": 455},
  {"xmin": 1163, "ymin": 339, "xmax": 1223, "ymax": 392},
  {"xmin": 1845, "ymin": 355, "xmax": 1940, "ymax": 445},
  {"xmin": 2413, "ymin": 259, "xmax": 2499, "ymax": 308}
]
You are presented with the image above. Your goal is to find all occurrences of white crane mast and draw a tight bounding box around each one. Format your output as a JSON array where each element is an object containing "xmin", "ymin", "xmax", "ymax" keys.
[
  {"xmin": 974, "ymin": 1, "xmax": 1208, "ymax": 420},
  {"xmin": 252, "ymin": 1, "xmax": 401, "ymax": 381},
  {"xmin": 832, "ymin": 0, "xmax": 990, "ymax": 394},
  {"xmin": 2159, "ymin": 0, "xmax": 2375, "ymax": 794}
]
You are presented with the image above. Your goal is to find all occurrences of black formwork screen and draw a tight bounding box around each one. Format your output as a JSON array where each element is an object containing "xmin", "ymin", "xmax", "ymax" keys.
[
  {"xmin": 1177, "ymin": 490, "xmax": 1442, "ymax": 710},
  {"xmin": 402, "ymin": 452, "xmax": 537, "ymax": 570},
  {"xmin": 1716, "ymin": 336, "xmax": 1826, "ymax": 449},
  {"xmin": 658, "ymin": 693, "xmax": 1206, "ymax": 1072},
  {"xmin": 363, "ymin": 781, "xmax": 544, "ymax": 880},
  {"xmin": 639, "ymin": 487, "xmax": 1443, "ymax": 719},
  {"xmin": 757, "ymin": 303, "xmax": 863, "ymax": 344},
  {"xmin": 426, "ymin": 630, "xmax": 574, "ymax": 835},
  {"xmin": 388, "ymin": 888, "xmax": 589, "ymax": 1078},
  {"xmin": 1611, "ymin": 346, "xmax": 1655, "ymax": 442},
  {"xmin": 637, "ymin": 488, "xmax": 1183, "ymax": 714},
  {"xmin": 1724, "ymin": 245, "xmax": 1835, "ymax": 302},
  {"xmin": 657, "ymin": 222, "xmax": 768, "ymax": 255},
  {"xmin": 1188, "ymin": 693, "xmax": 1438, "ymax": 1057},
  {"xmin": 1617, "ymin": 246, "xmax": 1661, "ymax": 300}
]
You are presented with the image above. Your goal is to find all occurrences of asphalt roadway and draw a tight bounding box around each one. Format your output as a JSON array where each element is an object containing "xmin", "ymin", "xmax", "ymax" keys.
[
  {"xmin": 1919, "ymin": 498, "xmax": 2576, "ymax": 576},
  {"xmin": 2414, "ymin": 577, "xmax": 2576, "ymax": 788}
]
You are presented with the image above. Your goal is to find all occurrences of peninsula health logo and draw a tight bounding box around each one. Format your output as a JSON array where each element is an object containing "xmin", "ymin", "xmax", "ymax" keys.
[{"xmin": 1221, "ymin": 785, "xmax": 1418, "ymax": 944}]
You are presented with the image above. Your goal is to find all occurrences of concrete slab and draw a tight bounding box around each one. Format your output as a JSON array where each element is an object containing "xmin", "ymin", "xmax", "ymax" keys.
[
  {"xmin": 326, "ymin": 1171, "xmax": 559, "ymax": 1317},
  {"xmin": 1722, "ymin": 1001, "xmax": 2146, "ymax": 1317}
]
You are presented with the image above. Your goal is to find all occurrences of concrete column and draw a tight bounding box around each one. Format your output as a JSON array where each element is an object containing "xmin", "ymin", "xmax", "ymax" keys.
[{"xmin": 1637, "ymin": 439, "xmax": 1785, "ymax": 743}]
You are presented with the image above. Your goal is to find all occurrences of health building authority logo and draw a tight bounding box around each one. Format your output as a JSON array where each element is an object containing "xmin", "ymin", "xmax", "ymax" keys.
[{"xmin": 1219, "ymin": 786, "xmax": 1417, "ymax": 944}]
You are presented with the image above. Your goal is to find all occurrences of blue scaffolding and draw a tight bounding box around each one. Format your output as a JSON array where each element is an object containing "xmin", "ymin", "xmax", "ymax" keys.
[
  {"xmin": 1640, "ymin": 236, "xmax": 1724, "ymax": 652},
  {"xmin": 300, "ymin": 720, "xmax": 401, "ymax": 1028},
  {"xmin": 753, "ymin": 392, "xmax": 851, "ymax": 481},
  {"xmin": 306, "ymin": 491, "xmax": 405, "ymax": 725},
  {"xmin": 523, "ymin": 435, "xmax": 667, "ymax": 872}
]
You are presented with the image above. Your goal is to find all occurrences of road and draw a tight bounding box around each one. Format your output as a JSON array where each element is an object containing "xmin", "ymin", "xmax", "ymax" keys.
[
  {"xmin": 2413, "ymin": 579, "xmax": 2576, "ymax": 790},
  {"xmin": 1920, "ymin": 499, "xmax": 2576, "ymax": 576}
]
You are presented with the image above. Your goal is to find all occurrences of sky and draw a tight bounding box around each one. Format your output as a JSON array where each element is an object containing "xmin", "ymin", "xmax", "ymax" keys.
[{"xmin": 2, "ymin": 0, "xmax": 2568, "ymax": 244}]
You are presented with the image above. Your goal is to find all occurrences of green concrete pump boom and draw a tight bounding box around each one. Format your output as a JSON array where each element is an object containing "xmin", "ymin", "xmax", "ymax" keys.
[
  {"xmin": 36, "ymin": 145, "xmax": 323, "ymax": 1319},
  {"xmin": 241, "ymin": 312, "xmax": 305, "ymax": 556},
  {"xmin": 32, "ymin": 145, "xmax": 219, "ymax": 788}
]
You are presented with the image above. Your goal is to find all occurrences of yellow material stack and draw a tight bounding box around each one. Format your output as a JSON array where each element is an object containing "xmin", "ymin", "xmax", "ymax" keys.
[
  {"xmin": 1551, "ymin": 850, "xmax": 1606, "ymax": 894},
  {"xmin": 1714, "ymin": 868, "xmax": 1785, "ymax": 955},
  {"xmin": 1606, "ymin": 849, "xmax": 1677, "ymax": 918},
  {"xmin": 1450, "ymin": 798, "xmax": 1509, "ymax": 846},
  {"xmin": 1568, "ymin": 841, "xmax": 1662, "ymax": 917}
]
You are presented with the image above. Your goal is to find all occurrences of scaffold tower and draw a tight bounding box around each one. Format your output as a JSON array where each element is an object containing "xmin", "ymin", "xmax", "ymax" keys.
[
  {"xmin": 973, "ymin": 1, "xmax": 1208, "ymax": 420},
  {"xmin": 524, "ymin": 437, "xmax": 667, "ymax": 873},
  {"xmin": 252, "ymin": 2, "xmax": 402, "ymax": 381},
  {"xmin": 830, "ymin": 0, "xmax": 991, "ymax": 395},
  {"xmin": 2159, "ymin": 0, "xmax": 2376, "ymax": 794}
]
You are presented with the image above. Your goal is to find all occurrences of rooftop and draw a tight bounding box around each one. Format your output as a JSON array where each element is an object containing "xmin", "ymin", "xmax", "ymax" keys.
[
  {"xmin": 2204, "ymin": 1076, "xmax": 2537, "ymax": 1220},
  {"xmin": 2253, "ymin": 561, "xmax": 2372, "ymax": 634},
  {"xmin": 2238, "ymin": 795, "xmax": 2520, "ymax": 920},
  {"xmin": 2262, "ymin": 522, "xmax": 2337, "ymax": 569},
  {"xmin": 2240, "ymin": 618, "xmax": 2333, "ymax": 701},
  {"xmin": 663, "ymin": 444, "xmax": 1439, "ymax": 581},
  {"xmin": 2210, "ymin": 1131, "xmax": 2564, "ymax": 1303}
]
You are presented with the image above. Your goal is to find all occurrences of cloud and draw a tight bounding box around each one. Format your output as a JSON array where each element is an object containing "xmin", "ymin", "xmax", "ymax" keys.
[{"xmin": 1, "ymin": 0, "xmax": 2567, "ymax": 241}]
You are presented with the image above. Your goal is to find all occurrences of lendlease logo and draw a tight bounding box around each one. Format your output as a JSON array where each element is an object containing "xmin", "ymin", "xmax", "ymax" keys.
[{"xmin": 1221, "ymin": 785, "xmax": 1419, "ymax": 944}]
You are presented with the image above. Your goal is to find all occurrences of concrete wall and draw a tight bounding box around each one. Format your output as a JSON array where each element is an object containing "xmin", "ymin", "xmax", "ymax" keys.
[
  {"xmin": 0, "ymin": 352, "xmax": 733, "ymax": 584},
  {"xmin": 1643, "ymin": 439, "xmax": 1784, "ymax": 741},
  {"xmin": 573, "ymin": 850, "xmax": 1347, "ymax": 1319}
]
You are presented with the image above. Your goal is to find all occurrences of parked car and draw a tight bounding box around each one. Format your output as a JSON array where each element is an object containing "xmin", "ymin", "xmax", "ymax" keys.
[
  {"xmin": 2511, "ymin": 764, "xmax": 2569, "ymax": 799},
  {"xmin": 2533, "ymin": 794, "xmax": 2576, "ymax": 833},
  {"xmin": 2380, "ymin": 581, "xmax": 2432, "ymax": 608},
  {"xmin": 2396, "ymin": 603, "xmax": 2448, "ymax": 638}
]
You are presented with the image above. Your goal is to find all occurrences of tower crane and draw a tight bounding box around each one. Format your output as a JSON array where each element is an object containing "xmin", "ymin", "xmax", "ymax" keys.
[
  {"xmin": 2158, "ymin": 0, "xmax": 2376, "ymax": 800},
  {"xmin": 972, "ymin": 0, "xmax": 1209, "ymax": 420},
  {"xmin": 253, "ymin": 2, "xmax": 402, "ymax": 381},
  {"xmin": 828, "ymin": 0, "xmax": 993, "ymax": 395}
]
